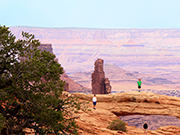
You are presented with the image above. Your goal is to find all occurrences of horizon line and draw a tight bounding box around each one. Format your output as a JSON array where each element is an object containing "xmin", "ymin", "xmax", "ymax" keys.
[{"xmin": 8, "ymin": 25, "xmax": 180, "ymax": 30}]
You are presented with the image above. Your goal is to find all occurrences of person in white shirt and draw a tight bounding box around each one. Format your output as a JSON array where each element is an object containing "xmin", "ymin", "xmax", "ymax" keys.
[{"xmin": 92, "ymin": 94, "xmax": 97, "ymax": 109}]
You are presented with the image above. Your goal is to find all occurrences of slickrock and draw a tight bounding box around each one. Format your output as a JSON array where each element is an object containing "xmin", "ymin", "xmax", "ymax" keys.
[{"xmin": 72, "ymin": 91, "xmax": 180, "ymax": 135}]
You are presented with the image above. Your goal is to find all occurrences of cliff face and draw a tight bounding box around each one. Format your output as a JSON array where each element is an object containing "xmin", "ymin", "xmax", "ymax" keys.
[
  {"xmin": 71, "ymin": 91, "xmax": 180, "ymax": 135},
  {"xmin": 10, "ymin": 27, "xmax": 180, "ymax": 76},
  {"xmin": 38, "ymin": 44, "xmax": 90, "ymax": 93},
  {"xmin": 38, "ymin": 43, "xmax": 53, "ymax": 54},
  {"xmin": 60, "ymin": 70, "xmax": 90, "ymax": 93},
  {"xmin": 10, "ymin": 27, "xmax": 180, "ymax": 91}
]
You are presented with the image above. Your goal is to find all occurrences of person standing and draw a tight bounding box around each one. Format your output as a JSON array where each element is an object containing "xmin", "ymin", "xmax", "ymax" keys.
[
  {"xmin": 92, "ymin": 94, "xmax": 97, "ymax": 110},
  {"xmin": 137, "ymin": 79, "xmax": 142, "ymax": 92},
  {"xmin": 143, "ymin": 122, "xmax": 148, "ymax": 134}
]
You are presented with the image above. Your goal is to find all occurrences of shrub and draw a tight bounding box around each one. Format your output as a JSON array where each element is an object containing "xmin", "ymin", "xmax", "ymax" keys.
[
  {"xmin": 107, "ymin": 119, "xmax": 127, "ymax": 132},
  {"xmin": 0, "ymin": 114, "xmax": 5, "ymax": 132}
]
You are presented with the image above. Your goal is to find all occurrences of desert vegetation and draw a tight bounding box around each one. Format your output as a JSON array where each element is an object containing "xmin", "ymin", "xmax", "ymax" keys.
[
  {"xmin": 0, "ymin": 26, "xmax": 80, "ymax": 134},
  {"xmin": 107, "ymin": 119, "xmax": 127, "ymax": 132}
]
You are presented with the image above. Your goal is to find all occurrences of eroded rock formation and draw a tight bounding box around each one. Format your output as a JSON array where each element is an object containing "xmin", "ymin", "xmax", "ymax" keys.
[
  {"xmin": 38, "ymin": 44, "xmax": 90, "ymax": 93},
  {"xmin": 92, "ymin": 59, "xmax": 105, "ymax": 94},
  {"xmin": 24, "ymin": 91, "xmax": 180, "ymax": 134},
  {"xmin": 38, "ymin": 43, "xmax": 53, "ymax": 54},
  {"xmin": 72, "ymin": 91, "xmax": 180, "ymax": 135},
  {"xmin": 91, "ymin": 59, "xmax": 111, "ymax": 94},
  {"xmin": 105, "ymin": 77, "xmax": 111, "ymax": 94}
]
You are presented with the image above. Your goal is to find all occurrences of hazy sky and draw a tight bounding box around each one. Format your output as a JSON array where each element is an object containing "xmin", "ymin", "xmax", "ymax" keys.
[{"xmin": 1, "ymin": 0, "xmax": 180, "ymax": 28}]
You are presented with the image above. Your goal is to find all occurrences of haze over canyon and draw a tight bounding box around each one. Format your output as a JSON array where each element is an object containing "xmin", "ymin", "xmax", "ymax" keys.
[
  {"xmin": 8, "ymin": 26, "xmax": 180, "ymax": 134},
  {"xmin": 10, "ymin": 27, "xmax": 180, "ymax": 92}
]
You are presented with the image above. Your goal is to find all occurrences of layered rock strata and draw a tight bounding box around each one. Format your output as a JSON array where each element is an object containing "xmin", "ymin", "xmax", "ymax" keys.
[
  {"xmin": 91, "ymin": 59, "xmax": 111, "ymax": 94},
  {"xmin": 38, "ymin": 44, "xmax": 90, "ymax": 92},
  {"xmin": 24, "ymin": 91, "xmax": 180, "ymax": 135},
  {"xmin": 38, "ymin": 43, "xmax": 53, "ymax": 54},
  {"xmin": 105, "ymin": 77, "xmax": 111, "ymax": 94},
  {"xmin": 71, "ymin": 91, "xmax": 180, "ymax": 135}
]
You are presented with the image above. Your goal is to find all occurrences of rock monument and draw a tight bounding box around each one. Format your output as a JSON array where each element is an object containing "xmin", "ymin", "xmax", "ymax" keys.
[
  {"xmin": 91, "ymin": 59, "xmax": 111, "ymax": 94},
  {"xmin": 105, "ymin": 77, "xmax": 111, "ymax": 94}
]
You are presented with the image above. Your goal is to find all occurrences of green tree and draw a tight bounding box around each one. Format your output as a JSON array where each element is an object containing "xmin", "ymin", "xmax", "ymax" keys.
[
  {"xmin": 0, "ymin": 26, "xmax": 78, "ymax": 134},
  {"xmin": 0, "ymin": 113, "xmax": 5, "ymax": 132}
]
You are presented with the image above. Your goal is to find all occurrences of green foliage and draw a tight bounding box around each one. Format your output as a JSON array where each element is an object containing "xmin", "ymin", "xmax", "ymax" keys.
[
  {"xmin": 0, "ymin": 114, "xmax": 5, "ymax": 132},
  {"xmin": 0, "ymin": 26, "xmax": 78, "ymax": 134},
  {"xmin": 107, "ymin": 119, "xmax": 127, "ymax": 132}
]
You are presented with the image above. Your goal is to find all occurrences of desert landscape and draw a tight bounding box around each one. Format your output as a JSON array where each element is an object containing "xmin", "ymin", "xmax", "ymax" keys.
[
  {"xmin": 71, "ymin": 91, "xmax": 180, "ymax": 135},
  {"xmin": 9, "ymin": 27, "xmax": 180, "ymax": 133},
  {"xmin": 3, "ymin": 0, "xmax": 180, "ymax": 134},
  {"xmin": 9, "ymin": 27, "xmax": 180, "ymax": 92}
]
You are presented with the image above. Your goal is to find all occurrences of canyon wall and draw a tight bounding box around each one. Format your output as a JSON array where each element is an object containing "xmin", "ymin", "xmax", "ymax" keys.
[
  {"xmin": 38, "ymin": 43, "xmax": 90, "ymax": 93},
  {"xmin": 10, "ymin": 27, "xmax": 180, "ymax": 75},
  {"xmin": 10, "ymin": 27, "xmax": 180, "ymax": 91}
]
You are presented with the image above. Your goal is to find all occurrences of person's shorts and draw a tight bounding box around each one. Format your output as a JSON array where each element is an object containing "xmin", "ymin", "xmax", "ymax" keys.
[
  {"xmin": 138, "ymin": 86, "xmax": 141, "ymax": 89},
  {"xmin": 144, "ymin": 129, "xmax": 148, "ymax": 132},
  {"xmin": 93, "ymin": 102, "xmax": 96, "ymax": 105}
]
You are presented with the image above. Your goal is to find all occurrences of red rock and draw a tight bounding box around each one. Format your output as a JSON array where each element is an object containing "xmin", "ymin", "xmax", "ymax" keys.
[
  {"xmin": 72, "ymin": 91, "xmax": 180, "ymax": 135},
  {"xmin": 91, "ymin": 59, "xmax": 111, "ymax": 94},
  {"xmin": 39, "ymin": 43, "xmax": 90, "ymax": 93},
  {"xmin": 105, "ymin": 77, "xmax": 111, "ymax": 94}
]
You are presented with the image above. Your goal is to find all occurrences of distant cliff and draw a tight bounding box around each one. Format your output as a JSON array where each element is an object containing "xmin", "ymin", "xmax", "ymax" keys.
[
  {"xmin": 10, "ymin": 27, "xmax": 180, "ymax": 75},
  {"xmin": 39, "ymin": 43, "xmax": 91, "ymax": 93},
  {"xmin": 10, "ymin": 27, "xmax": 180, "ymax": 91},
  {"xmin": 38, "ymin": 43, "xmax": 53, "ymax": 54}
]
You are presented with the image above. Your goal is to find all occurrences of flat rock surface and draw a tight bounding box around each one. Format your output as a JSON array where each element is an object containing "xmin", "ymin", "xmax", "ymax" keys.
[{"xmin": 72, "ymin": 91, "xmax": 180, "ymax": 135}]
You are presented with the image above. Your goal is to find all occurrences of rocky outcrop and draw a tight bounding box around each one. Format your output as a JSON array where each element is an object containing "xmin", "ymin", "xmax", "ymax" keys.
[
  {"xmin": 72, "ymin": 91, "xmax": 180, "ymax": 135},
  {"xmin": 105, "ymin": 77, "xmax": 111, "ymax": 94},
  {"xmin": 91, "ymin": 59, "xmax": 111, "ymax": 94},
  {"xmin": 74, "ymin": 91, "xmax": 180, "ymax": 118},
  {"xmin": 63, "ymin": 82, "xmax": 69, "ymax": 92},
  {"xmin": 91, "ymin": 59, "xmax": 105, "ymax": 94},
  {"xmin": 38, "ymin": 44, "xmax": 90, "ymax": 93},
  {"xmin": 24, "ymin": 91, "xmax": 180, "ymax": 135},
  {"xmin": 60, "ymin": 70, "xmax": 90, "ymax": 93},
  {"xmin": 38, "ymin": 43, "xmax": 53, "ymax": 54}
]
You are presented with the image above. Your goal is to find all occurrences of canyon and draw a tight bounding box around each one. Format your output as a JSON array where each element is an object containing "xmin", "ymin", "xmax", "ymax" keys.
[
  {"xmin": 38, "ymin": 43, "xmax": 90, "ymax": 93},
  {"xmin": 10, "ymin": 27, "xmax": 180, "ymax": 134},
  {"xmin": 10, "ymin": 27, "xmax": 180, "ymax": 92}
]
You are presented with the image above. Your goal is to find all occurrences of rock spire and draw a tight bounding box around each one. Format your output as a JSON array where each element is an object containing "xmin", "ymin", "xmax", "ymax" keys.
[{"xmin": 91, "ymin": 59, "xmax": 111, "ymax": 94}]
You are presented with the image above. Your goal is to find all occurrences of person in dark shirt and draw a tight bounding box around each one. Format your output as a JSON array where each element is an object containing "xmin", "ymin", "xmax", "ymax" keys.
[{"xmin": 143, "ymin": 122, "xmax": 148, "ymax": 134}]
